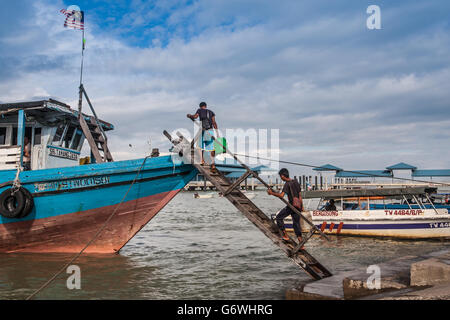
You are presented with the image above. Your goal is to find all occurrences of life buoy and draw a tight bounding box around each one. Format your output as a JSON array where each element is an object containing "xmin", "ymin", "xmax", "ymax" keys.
[{"xmin": 0, "ymin": 187, "xmax": 34, "ymax": 219}]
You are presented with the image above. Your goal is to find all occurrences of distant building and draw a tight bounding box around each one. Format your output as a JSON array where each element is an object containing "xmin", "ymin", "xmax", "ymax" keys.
[{"xmin": 313, "ymin": 162, "xmax": 450, "ymax": 185}]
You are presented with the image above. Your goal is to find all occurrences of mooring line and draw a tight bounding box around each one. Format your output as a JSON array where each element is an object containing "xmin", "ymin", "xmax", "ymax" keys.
[
  {"xmin": 26, "ymin": 156, "xmax": 150, "ymax": 300},
  {"xmin": 234, "ymin": 154, "xmax": 450, "ymax": 188}
]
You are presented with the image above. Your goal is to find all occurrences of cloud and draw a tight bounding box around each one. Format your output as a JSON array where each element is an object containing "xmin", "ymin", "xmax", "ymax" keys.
[{"xmin": 0, "ymin": 0, "xmax": 449, "ymax": 175}]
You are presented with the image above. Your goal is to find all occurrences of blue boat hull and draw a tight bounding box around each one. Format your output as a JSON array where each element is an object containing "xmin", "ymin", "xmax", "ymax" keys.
[{"xmin": 0, "ymin": 156, "xmax": 197, "ymax": 253}]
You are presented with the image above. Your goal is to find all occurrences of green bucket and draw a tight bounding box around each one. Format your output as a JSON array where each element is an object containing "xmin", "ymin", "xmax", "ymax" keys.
[{"xmin": 214, "ymin": 137, "xmax": 227, "ymax": 154}]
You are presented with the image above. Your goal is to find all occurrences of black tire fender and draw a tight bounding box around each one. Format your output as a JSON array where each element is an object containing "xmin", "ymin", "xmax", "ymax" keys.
[
  {"xmin": 0, "ymin": 188, "xmax": 26, "ymax": 219},
  {"xmin": 18, "ymin": 187, "xmax": 34, "ymax": 218}
]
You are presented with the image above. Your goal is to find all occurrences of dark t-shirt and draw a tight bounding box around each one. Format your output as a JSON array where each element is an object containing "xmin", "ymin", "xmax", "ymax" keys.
[
  {"xmin": 195, "ymin": 108, "xmax": 215, "ymax": 130},
  {"xmin": 282, "ymin": 179, "xmax": 301, "ymax": 205}
]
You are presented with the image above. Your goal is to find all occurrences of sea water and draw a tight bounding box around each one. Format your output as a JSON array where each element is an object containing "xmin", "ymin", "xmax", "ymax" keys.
[{"xmin": 0, "ymin": 191, "xmax": 447, "ymax": 299}]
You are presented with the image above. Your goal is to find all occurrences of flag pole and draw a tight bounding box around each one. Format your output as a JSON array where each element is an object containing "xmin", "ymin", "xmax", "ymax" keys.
[
  {"xmin": 78, "ymin": 13, "xmax": 85, "ymax": 117},
  {"xmin": 79, "ymin": 27, "xmax": 85, "ymax": 87}
]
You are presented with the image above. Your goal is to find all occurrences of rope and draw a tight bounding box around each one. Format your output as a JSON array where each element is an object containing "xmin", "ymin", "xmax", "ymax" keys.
[
  {"xmin": 26, "ymin": 156, "xmax": 150, "ymax": 300},
  {"xmin": 234, "ymin": 154, "xmax": 450, "ymax": 188},
  {"xmin": 11, "ymin": 165, "xmax": 22, "ymax": 195}
]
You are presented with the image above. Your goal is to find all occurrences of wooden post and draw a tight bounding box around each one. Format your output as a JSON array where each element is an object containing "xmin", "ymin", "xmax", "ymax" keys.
[
  {"xmin": 17, "ymin": 109, "xmax": 25, "ymax": 167},
  {"xmin": 90, "ymin": 150, "xmax": 96, "ymax": 164}
]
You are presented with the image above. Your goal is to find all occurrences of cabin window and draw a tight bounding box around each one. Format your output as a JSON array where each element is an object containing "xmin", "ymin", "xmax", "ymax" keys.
[
  {"xmin": 34, "ymin": 128, "xmax": 42, "ymax": 145},
  {"xmin": 0, "ymin": 128, "xmax": 6, "ymax": 145},
  {"xmin": 52, "ymin": 124, "xmax": 65, "ymax": 145},
  {"xmin": 71, "ymin": 130, "xmax": 83, "ymax": 150},
  {"xmin": 12, "ymin": 128, "xmax": 17, "ymax": 145},
  {"xmin": 11, "ymin": 127, "xmax": 32, "ymax": 145},
  {"xmin": 63, "ymin": 126, "xmax": 76, "ymax": 148},
  {"xmin": 25, "ymin": 127, "xmax": 32, "ymax": 144}
]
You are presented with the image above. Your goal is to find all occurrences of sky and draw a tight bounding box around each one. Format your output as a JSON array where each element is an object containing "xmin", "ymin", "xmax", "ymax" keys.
[{"xmin": 0, "ymin": 0, "xmax": 449, "ymax": 176}]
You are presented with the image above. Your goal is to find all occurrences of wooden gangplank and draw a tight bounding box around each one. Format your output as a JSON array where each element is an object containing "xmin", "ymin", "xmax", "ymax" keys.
[{"xmin": 165, "ymin": 130, "xmax": 332, "ymax": 280}]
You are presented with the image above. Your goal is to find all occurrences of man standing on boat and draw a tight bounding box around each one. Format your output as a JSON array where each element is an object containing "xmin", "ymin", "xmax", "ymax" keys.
[
  {"xmin": 324, "ymin": 199, "xmax": 336, "ymax": 211},
  {"xmin": 187, "ymin": 102, "xmax": 219, "ymax": 172},
  {"xmin": 267, "ymin": 168, "xmax": 303, "ymax": 244}
]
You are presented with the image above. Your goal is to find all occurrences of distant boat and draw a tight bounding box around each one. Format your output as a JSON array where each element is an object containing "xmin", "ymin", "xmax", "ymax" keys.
[
  {"xmin": 0, "ymin": 99, "xmax": 197, "ymax": 253},
  {"xmin": 278, "ymin": 187, "xmax": 450, "ymax": 239},
  {"xmin": 193, "ymin": 192, "xmax": 214, "ymax": 199}
]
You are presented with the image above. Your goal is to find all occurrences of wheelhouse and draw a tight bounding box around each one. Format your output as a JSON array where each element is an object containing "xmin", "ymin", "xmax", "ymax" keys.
[{"xmin": 0, "ymin": 99, "xmax": 113, "ymax": 171}]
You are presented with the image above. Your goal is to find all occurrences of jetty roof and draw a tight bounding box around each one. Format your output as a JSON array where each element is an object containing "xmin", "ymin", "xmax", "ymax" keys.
[
  {"xmin": 335, "ymin": 170, "xmax": 393, "ymax": 178},
  {"xmin": 412, "ymin": 169, "xmax": 450, "ymax": 177},
  {"xmin": 386, "ymin": 162, "xmax": 417, "ymax": 170},
  {"xmin": 313, "ymin": 164, "xmax": 342, "ymax": 172},
  {"xmin": 226, "ymin": 171, "xmax": 246, "ymax": 179},
  {"xmin": 0, "ymin": 99, "xmax": 114, "ymax": 130},
  {"xmin": 325, "ymin": 162, "xmax": 450, "ymax": 178},
  {"xmin": 251, "ymin": 165, "xmax": 277, "ymax": 174}
]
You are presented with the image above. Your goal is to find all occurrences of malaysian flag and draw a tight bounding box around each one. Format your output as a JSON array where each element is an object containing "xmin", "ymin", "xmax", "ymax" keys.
[{"xmin": 60, "ymin": 9, "xmax": 84, "ymax": 30}]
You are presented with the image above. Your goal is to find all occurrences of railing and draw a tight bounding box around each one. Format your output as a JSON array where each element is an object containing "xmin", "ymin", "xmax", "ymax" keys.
[{"xmin": 0, "ymin": 146, "xmax": 21, "ymax": 170}]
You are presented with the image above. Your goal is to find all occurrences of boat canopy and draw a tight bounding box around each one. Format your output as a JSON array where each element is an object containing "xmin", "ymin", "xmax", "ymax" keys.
[
  {"xmin": 301, "ymin": 186, "xmax": 438, "ymax": 200},
  {"xmin": 0, "ymin": 98, "xmax": 114, "ymax": 171},
  {"xmin": 0, "ymin": 99, "xmax": 113, "ymax": 131}
]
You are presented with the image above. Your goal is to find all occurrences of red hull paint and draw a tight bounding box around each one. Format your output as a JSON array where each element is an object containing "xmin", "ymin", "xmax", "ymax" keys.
[{"xmin": 0, "ymin": 189, "xmax": 180, "ymax": 253}]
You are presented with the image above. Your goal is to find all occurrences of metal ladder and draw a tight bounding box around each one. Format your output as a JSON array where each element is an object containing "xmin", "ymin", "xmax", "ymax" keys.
[
  {"xmin": 165, "ymin": 128, "xmax": 332, "ymax": 280},
  {"xmin": 77, "ymin": 84, "xmax": 113, "ymax": 163}
]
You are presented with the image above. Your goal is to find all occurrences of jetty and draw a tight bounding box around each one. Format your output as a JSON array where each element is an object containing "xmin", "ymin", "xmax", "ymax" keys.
[{"xmin": 286, "ymin": 248, "xmax": 450, "ymax": 300}]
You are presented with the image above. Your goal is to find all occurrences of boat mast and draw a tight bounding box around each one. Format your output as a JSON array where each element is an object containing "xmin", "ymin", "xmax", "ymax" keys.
[{"xmin": 77, "ymin": 26, "xmax": 85, "ymax": 117}]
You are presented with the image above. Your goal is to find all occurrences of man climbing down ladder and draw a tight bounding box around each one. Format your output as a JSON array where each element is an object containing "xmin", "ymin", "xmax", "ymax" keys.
[
  {"xmin": 187, "ymin": 102, "xmax": 219, "ymax": 172},
  {"xmin": 164, "ymin": 117, "xmax": 332, "ymax": 280},
  {"xmin": 267, "ymin": 168, "xmax": 304, "ymax": 247}
]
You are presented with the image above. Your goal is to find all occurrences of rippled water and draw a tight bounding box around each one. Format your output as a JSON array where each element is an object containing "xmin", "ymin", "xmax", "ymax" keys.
[{"xmin": 0, "ymin": 191, "xmax": 448, "ymax": 300}]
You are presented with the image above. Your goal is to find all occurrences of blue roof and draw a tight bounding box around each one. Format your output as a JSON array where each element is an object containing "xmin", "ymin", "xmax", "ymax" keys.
[
  {"xmin": 215, "ymin": 158, "xmax": 243, "ymax": 168},
  {"xmin": 412, "ymin": 170, "xmax": 450, "ymax": 177},
  {"xmin": 215, "ymin": 164, "xmax": 246, "ymax": 173},
  {"xmin": 313, "ymin": 164, "xmax": 342, "ymax": 171},
  {"xmin": 226, "ymin": 172, "xmax": 247, "ymax": 179},
  {"xmin": 252, "ymin": 165, "xmax": 277, "ymax": 173},
  {"xmin": 335, "ymin": 170, "xmax": 393, "ymax": 178},
  {"xmin": 386, "ymin": 162, "xmax": 417, "ymax": 170},
  {"xmin": 214, "ymin": 158, "xmax": 277, "ymax": 175}
]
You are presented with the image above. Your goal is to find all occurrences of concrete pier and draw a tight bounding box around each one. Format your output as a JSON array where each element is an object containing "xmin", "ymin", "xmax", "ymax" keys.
[{"xmin": 286, "ymin": 248, "xmax": 450, "ymax": 300}]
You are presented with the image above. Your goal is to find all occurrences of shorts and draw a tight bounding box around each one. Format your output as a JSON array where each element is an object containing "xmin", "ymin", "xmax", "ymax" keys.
[{"xmin": 201, "ymin": 129, "xmax": 215, "ymax": 152}]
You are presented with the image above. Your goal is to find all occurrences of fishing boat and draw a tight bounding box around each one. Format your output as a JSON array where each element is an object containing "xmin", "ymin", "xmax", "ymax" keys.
[
  {"xmin": 280, "ymin": 187, "xmax": 450, "ymax": 239},
  {"xmin": 0, "ymin": 98, "xmax": 197, "ymax": 253}
]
